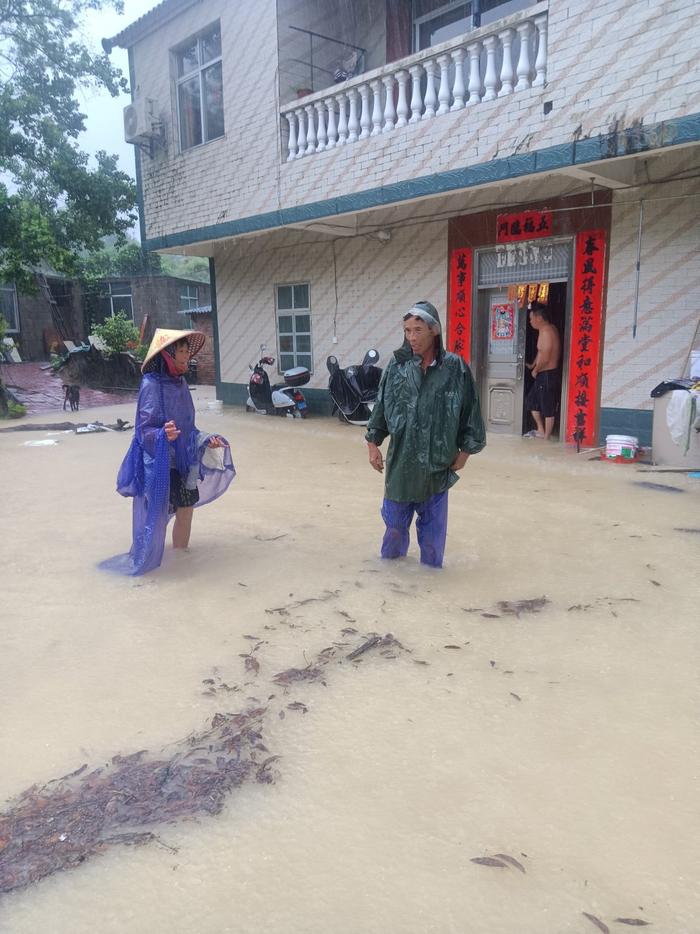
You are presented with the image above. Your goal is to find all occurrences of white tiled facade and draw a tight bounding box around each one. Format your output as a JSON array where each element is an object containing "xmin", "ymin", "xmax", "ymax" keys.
[
  {"xmin": 119, "ymin": 0, "xmax": 700, "ymax": 436},
  {"xmin": 603, "ymin": 170, "xmax": 700, "ymax": 411},
  {"xmin": 214, "ymin": 221, "xmax": 448, "ymax": 390},
  {"xmin": 132, "ymin": 0, "xmax": 699, "ymax": 241}
]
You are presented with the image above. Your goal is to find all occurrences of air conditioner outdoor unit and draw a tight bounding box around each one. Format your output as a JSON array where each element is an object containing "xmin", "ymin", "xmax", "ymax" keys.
[{"xmin": 123, "ymin": 97, "xmax": 156, "ymax": 143}]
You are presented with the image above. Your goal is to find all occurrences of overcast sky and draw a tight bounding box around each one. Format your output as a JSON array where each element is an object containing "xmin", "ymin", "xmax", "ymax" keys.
[{"xmin": 78, "ymin": 0, "xmax": 158, "ymax": 185}]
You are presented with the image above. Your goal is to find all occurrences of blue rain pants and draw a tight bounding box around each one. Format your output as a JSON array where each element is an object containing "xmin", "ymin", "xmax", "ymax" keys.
[{"xmin": 380, "ymin": 491, "xmax": 449, "ymax": 568}]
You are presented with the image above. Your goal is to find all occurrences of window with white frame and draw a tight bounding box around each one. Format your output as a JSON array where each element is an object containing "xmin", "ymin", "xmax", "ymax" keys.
[
  {"xmin": 276, "ymin": 283, "xmax": 312, "ymax": 372},
  {"xmin": 0, "ymin": 283, "xmax": 19, "ymax": 332},
  {"xmin": 412, "ymin": 0, "xmax": 534, "ymax": 50},
  {"xmin": 175, "ymin": 23, "xmax": 224, "ymax": 151},
  {"xmin": 179, "ymin": 283, "xmax": 199, "ymax": 311},
  {"xmin": 99, "ymin": 281, "xmax": 133, "ymax": 321}
]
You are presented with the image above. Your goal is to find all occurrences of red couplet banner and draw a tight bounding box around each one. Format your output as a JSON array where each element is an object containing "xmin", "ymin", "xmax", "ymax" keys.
[
  {"xmin": 447, "ymin": 247, "xmax": 473, "ymax": 363},
  {"xmin": 497, "ymin": 210, "xmax": 553, "ymax": 242},
  {"xmin": 565, "ymin": 229, "xmax": 606, "ymax": 447}
]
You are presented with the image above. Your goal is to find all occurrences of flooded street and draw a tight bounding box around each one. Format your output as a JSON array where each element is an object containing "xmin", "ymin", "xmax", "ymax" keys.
[{"xmin": 1, "ymin": 394, "xmax": 699, "ymax": 934}]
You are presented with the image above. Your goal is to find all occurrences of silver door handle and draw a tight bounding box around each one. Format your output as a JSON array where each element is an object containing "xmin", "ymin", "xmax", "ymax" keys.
[{"xmin": 516, "ymin": 362, "xmax": 524, "ymax": 380}]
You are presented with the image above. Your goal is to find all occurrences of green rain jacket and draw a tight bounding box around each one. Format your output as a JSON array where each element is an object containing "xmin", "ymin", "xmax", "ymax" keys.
[{"xmin": 366, "ymin": 311, "xmax": 486, "ymax": 503}]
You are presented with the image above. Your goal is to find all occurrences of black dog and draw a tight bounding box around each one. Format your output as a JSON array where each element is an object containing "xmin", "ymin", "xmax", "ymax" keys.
[{"xmin": 63, "ymin": 384, "xmax": 80, "ymax": 411}]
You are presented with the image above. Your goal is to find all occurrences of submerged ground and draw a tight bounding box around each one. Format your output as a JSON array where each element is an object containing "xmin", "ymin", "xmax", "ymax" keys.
[{"xmin": 1, "ymin": 390, "xmax": 698, "ymax": 934}]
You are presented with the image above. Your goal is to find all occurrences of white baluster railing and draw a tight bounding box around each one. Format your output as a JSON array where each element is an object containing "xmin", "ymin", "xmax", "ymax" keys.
[
  {"xmin": 280, "ymin": 4, "xmax": 548, "ymax": 160},
  {"xmin": 423, "ymin": 59, "xmax": 438, "ymax": 118},
  {"xmin": 499, "ymin": 28, "xmax": 515, "ymax": 96},
  {"xmin": 409, "ymin": 64, "xmax": 423, "ymax": 123},
  {"xmin": 466, "ymin": 41, "xmax": 483, "ymax": 105},
  {"xmin": 325, "ymin": 97, "xmax": 337, "ymax": 148},
  {"xmin": 382, "ymin": 74, "xmax": 396, "ymax": 132},
  {"xmin": 450, "ymin": 48, "xmax": 466, "ymax": 111}
]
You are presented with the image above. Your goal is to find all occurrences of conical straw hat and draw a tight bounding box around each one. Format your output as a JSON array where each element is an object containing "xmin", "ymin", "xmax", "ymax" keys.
[{"xmin": 141, "ymin": 328, "xmax": 206, "ymax": 373}]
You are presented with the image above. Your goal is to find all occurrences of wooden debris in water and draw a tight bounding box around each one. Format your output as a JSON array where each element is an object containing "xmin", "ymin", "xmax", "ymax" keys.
[
  {"xmin": 583, "ymin": 913, "xmax": 610, "ymax": 933},
  {"xmin": 497, "ymin": 596, "xmax": 549, "ymax": 618},
  {"xmin": 0, "ymin": 632, "xmax": 401, "ymax": 897},
  {"xmin": 492, "ymin": 853, "xmax": 526, "ymax": 873},
  {"xmin": 0, "ymin": 707, "xmax": 269, "ymax": 896}
]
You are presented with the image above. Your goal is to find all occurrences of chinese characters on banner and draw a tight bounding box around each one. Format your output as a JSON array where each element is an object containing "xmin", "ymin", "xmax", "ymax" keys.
[
  {"xmin": 491, "ymin": 302, "xmax": 515, "ymax": 340},
  {"xmin": 565, "ymin": 229, "xmax": 606, "ymax": 447},
  {"xmin": 497, "ymin": 210, "xmax": 553, "ymax": 242},
  {"xmin": 447, "ymin": 247, "xmax": 473, "ymax": 362}
]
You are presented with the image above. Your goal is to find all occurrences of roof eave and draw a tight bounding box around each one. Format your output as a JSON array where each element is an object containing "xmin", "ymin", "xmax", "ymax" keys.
[{"xmin": 102, "ymin": 0, "xmax": 203, "ymax": 52}]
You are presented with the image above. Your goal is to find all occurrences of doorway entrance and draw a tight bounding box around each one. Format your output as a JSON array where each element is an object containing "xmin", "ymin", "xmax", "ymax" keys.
[{"xmin": 474, "ymin": 240, "xmax": 572, "ymax": 438}]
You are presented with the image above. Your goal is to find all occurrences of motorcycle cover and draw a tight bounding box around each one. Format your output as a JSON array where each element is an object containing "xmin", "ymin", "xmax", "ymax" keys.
[{"xmin": 329, "ymin": 361, "xmax": 382, "ymax": 416}]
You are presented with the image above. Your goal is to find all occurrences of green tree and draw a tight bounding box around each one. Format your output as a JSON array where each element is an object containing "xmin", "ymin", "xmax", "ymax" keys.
[
  {"xmin": 91, "ymin": 310, "xmax": 139, "ymax": 354},
  {"xmin": 81, "ymin": 240, "xmax": 163, "ymax": 282},
  {"xmin": 0, "ymin": 0, "xmax": 137, "ymax": 292}
]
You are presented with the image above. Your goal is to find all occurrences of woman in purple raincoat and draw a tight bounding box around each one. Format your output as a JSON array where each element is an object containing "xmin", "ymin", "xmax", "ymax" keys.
[{"xmin": 100, "ymin": 328, "xmax": 235, "ymax": 576}]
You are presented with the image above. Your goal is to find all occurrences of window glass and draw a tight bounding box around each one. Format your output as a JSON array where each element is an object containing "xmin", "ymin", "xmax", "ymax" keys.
[
  {"xmin": 175, "ymin": 23, "xmax": 223, "ymax": 151},
  {"xmin": 481, "ymin": 0, "xmax": 532, "ymax": 25},
  {"xmin": 177, "ymin": 42, "xmax": 199, "ymax": 77},
  {"xmin": 414, "ymin": 0, "xmax": 532, "ymax": 50},
  {"xmin": 178, "ymin": 75, "xmax": 203, "ymax": 149},
  {"xmin": 280, "ymin": 354, "xmax": 295, "ymax": 371},
  {"xmin": 277, "ymin": 288, "xmax": 293, "ymax": 311},
  {"xmin": 417, "ymin": 3, "xmax": 470, "ymax": 49},
  {"xmin": 179, "ymin": 285, "xmax": 199, "ymax": 311},
  {"xmin": 202, "ymin": 26, "xmax": 221, "ymax": 64},
  {"xmin": 276, "ymin": 284, "xmax": 312, "ymax": 373},
  {"xmin": 112, "ymin": 295, "xmax": 133, "ymax": 319},
  {"xmin": 0, "ymin": 284, "xmax": 19, "ymax": 331},
  {"xmin": 293, "ymin": 283, "xmax": 309, "ymax": 308},
  {"xmin": 203, "ymin": 62, "xmax": 225, "ymax": 142}
]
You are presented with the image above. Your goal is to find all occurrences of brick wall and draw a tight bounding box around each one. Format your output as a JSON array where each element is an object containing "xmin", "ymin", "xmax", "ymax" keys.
[
  {"xmin": 188, "ymin": 313, "xmax": 216, "ymax": 384},
  {"xmin": 16, "ymin": 278, "xmax": 83, "ymax": 361}
]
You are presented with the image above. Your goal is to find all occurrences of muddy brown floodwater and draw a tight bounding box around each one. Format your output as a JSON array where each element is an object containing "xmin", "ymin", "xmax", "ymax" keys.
[{"xmin": 1, "ymin": 389, "xmax": 699, "ymax": 934}]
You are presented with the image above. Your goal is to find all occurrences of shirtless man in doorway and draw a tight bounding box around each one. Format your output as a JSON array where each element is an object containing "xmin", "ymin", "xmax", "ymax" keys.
[{"xmin": 524, "ymin": 302, "xmax": 561, "ymax": 440}]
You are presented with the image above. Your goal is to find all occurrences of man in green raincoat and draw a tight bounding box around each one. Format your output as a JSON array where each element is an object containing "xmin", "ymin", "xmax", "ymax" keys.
[{"xmin": 365, "ymin": 301, "xmax": 485, "ymax": 567}]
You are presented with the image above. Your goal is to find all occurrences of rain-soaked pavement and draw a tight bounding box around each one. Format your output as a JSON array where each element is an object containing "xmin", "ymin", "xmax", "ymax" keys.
[
  {"xmin": 0, "ymin": 392, "xmax": 698, "ymax": 933},
  {"xmin": 0, "ymin": 362, "xmax": 138, "ymax": 415}
]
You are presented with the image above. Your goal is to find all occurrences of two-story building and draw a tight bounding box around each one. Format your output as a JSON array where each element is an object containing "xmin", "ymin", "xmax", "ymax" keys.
[{"xmin": 105, "ymin": 0, "xmax": 700, "ymax": 444}]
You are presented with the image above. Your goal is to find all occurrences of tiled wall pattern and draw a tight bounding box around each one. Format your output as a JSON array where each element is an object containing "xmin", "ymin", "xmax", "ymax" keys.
[
  {"xmin": 132, "ymin": 0, "xmax": 281, "ymax": 243},
  {"xmin": 602, "ymin": 169, "xmax": 700, "ymax": 410},
  {"xmin": 213, "ymin": 220, "xmax": 448, "ymax": 389},
  {"xmin": 133, "ymin": 0, "xmax": 700, "ymax": 242}
]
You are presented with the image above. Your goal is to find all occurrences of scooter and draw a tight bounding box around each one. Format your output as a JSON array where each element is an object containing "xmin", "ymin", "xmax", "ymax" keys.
[
  {"xmin": 327, "ymin": 349, "xmax": 382, "ymax": 426},
  {"xmin": 246, "ymin": 347, "xmax": 310, "ymax": 417}
]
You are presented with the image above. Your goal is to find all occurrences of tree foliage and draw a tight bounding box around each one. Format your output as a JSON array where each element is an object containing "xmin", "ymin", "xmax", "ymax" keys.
[
  {"xmin": 81, "ymin": 241, "xmax": 163, "ymax": 284},
  {"xmin": 0, "ymin": 0, "xmax": 137, "ymax": 291}
]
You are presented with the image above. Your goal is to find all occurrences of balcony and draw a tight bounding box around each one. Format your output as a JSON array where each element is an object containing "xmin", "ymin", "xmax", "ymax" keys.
[{"xmin": 280, "ymin": 3, "xmax": 548, "ymax": 162}]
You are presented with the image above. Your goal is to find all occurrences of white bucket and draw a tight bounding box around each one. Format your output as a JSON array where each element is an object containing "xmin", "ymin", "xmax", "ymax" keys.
[
  {"xmin": 690, "ymin": 350, "xmax": 700, "ymax": 379},
  {"xmin": 207, "ymin": 399, "xmax": 224, "ymax": 415},
  {"xmin": 604, "ymin": 434, "xmax": 638, "ymax": 460}
]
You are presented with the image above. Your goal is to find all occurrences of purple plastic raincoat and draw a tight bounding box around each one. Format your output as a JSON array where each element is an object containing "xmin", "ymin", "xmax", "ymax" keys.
[{"xmin": 99, "ymin": 373, "xmax": 235, "ymax": 576}]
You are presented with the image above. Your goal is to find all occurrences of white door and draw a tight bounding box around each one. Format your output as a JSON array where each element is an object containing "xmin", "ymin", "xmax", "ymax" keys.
[{"xmin": 481, "ymin": 290, "xmax": 526, "ymax": 434}]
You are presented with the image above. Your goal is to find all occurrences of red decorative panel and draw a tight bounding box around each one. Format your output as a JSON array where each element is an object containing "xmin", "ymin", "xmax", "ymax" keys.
[
  {"xmin": 565, "ymin": 229, "xmax": 606, "ymax": 447},
  {"xmin": 497, "ymin": 210, "xmax": 553, "ymax": 242},
  {"xmin": 447, "ymin": 247, "xmax": 473, "ymax": 363}
]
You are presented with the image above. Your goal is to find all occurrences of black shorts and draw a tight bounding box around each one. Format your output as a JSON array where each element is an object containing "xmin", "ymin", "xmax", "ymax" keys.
[
  {"xmin": 169, "ymin": 469, "xmax": 200, "ymax": 509},
  {"xmin": 525, "ymin": 370, "xmax": 561, "ymax": 418}
]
